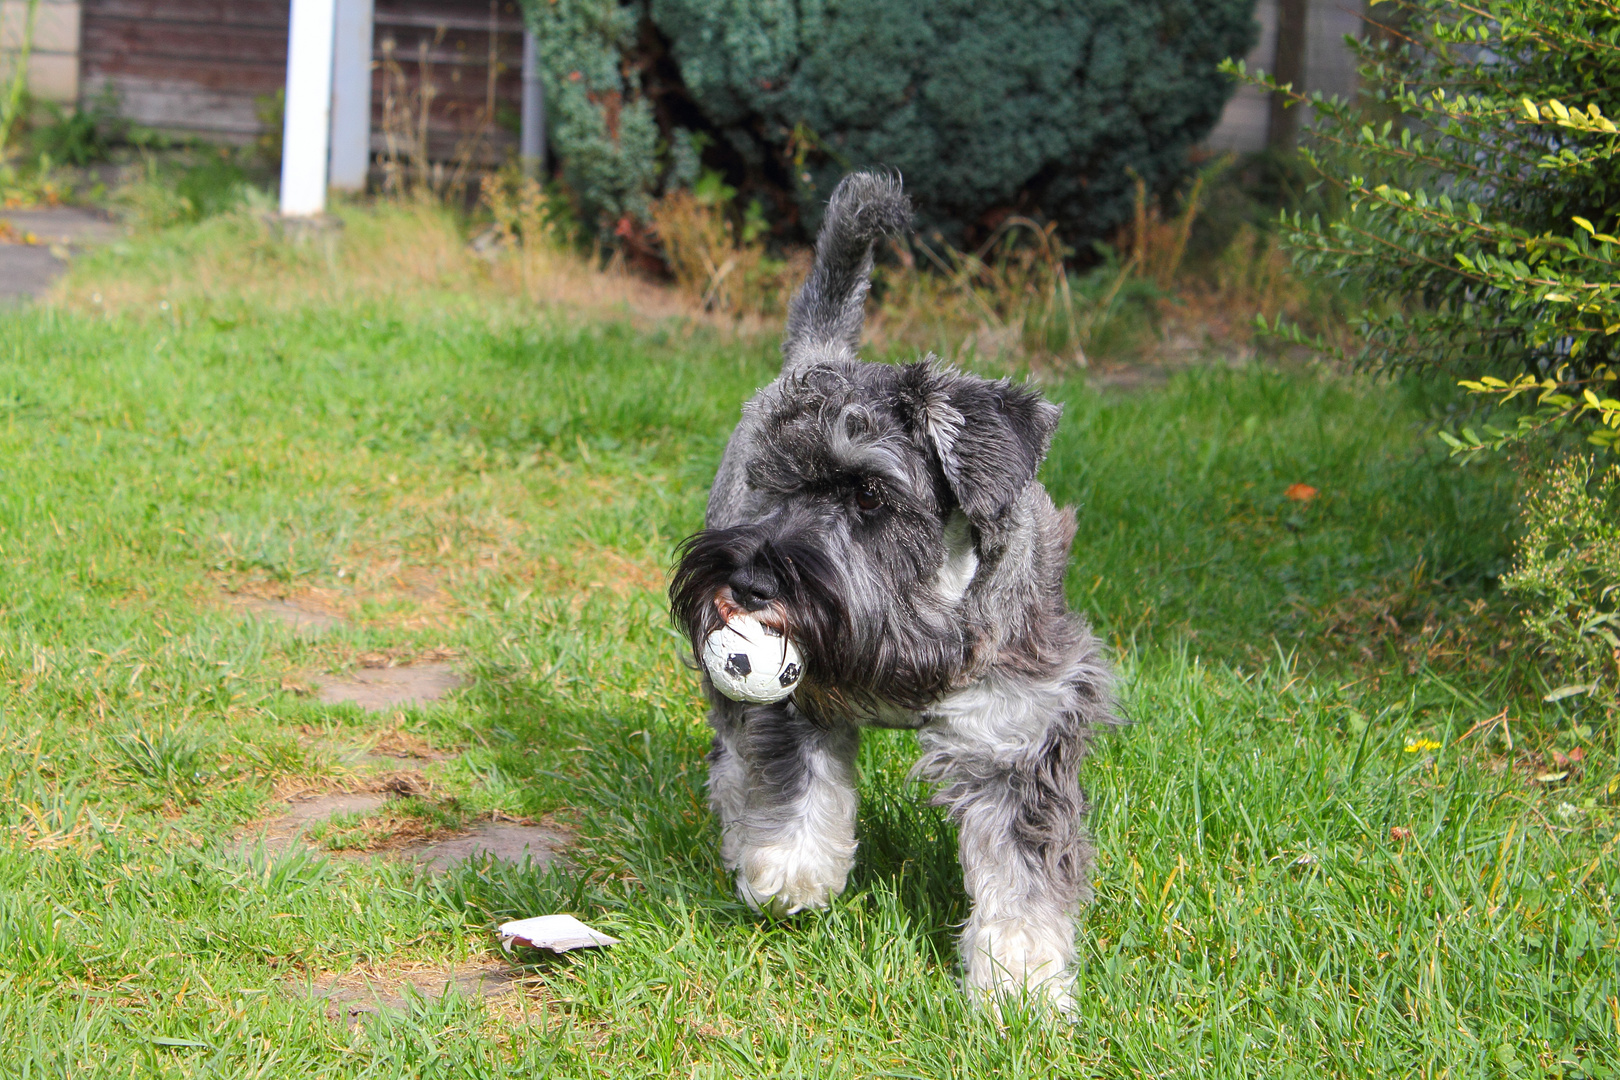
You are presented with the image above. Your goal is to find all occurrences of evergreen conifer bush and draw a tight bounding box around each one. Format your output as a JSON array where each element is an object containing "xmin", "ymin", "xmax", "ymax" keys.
[
  {"xmin": 525, "ymin": 0, "xmax": 663, "ymax": 235},
  {"xmin": 649, "ymin": 0, "xmax": 1257, "ymax": 243},
  {"xmin": 521, "ymin": 0, "xmax": 1257, "ymax": 245}
]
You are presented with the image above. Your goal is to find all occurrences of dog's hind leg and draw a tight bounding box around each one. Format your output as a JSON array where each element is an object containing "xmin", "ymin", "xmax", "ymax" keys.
[
  {"xmin": 914, "ymin": 670, "xmax": 1100, "ymax": 1013},
  {"xmin": 706, "ymin": 699, "xmax": 860, "ymax": 917}
]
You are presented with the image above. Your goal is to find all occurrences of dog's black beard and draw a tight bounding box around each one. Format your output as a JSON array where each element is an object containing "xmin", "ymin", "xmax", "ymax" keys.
[
  {"xmin": 670, "ymin": 525, "xmax": 967, "ymax": 715},
  {"xmin": 671, "ymin": 527, "xmax": 848, "ymax": 682}
]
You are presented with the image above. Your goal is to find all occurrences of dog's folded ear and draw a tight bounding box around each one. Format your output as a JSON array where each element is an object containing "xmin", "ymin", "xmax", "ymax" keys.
[{"xmin": 902, "ymin": 363, "xmax": 1062, "ymax": 536}]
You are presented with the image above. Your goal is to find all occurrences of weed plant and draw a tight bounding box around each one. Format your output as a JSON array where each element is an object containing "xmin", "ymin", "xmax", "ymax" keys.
[
  {"xmin": 1505, "ymin": 459, "xmax": 1620, "ymax": 713},
  {"xmin": 0, "ymin": 211, "xmax": 1612, "ymax": 1076},
  {"xmin": 641, "ymin": 160, "xmax": 1338, "ymax": 371}
]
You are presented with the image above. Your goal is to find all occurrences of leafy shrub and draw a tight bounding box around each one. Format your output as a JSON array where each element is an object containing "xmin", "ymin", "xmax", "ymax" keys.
[
  {"xmin": 1251, "ymin": 0, "xmax": 1620, "ymax": 444},
  {"xmin": 28, "ymin": 102, "xmax": 113, "ymax": 167},
  {"xmin": 1254, "ymin": 0, "xmax": 1620, "ymax": 700},
  {"xmin": 175, "ymin": 158, "xmax": 249, "ymax": 219},
  {"xmin": 1503, "ymin": 458, "xmax": 1620, "ymax": 712}
]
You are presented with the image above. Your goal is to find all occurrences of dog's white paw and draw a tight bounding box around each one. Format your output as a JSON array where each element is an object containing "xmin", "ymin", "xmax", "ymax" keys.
[
  {"xmin": 961, "ymin": 917, "xmax": 1077, "ymax": 1016},
  {"xmin": 736, "ymin": 841, "xmax": 853, "ymax": 918}
]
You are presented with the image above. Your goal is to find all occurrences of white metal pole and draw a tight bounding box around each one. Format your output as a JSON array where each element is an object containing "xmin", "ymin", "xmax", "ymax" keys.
[
  {"xmin": 329, "ymin": 0, "xmax": 374, "ymax": 191},
  {"xmin": 520, "ymin": 26, "xmax": 545, "ymax": 178},
  {"xmin": 281, "ymin": 0, "xmax": 338, "ymax": 217}
]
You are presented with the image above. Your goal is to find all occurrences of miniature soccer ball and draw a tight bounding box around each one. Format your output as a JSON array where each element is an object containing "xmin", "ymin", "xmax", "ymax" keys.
[{"xmin": 701, "ymin": 613, "xmax": 804, "ymax": 704}]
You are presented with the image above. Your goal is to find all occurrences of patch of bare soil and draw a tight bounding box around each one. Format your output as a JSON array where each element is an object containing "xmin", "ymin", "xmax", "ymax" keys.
[
  {"xmin": 239, "ymin": 768, "xmax": 431, "ymax": 853},
  {"xmin": 312, "ymin": 662, "xmax": 463, "ymax": 712},
  {"xmin": 1084, "ymin": 362, "xmax": 1174, "ymax": 392},
  {"xmin": 250, "ymin": 792, "xmax": 391, "ymax": 856},
  {"xmin": 1080, "ymin": 336, "xmax": 1259, "ymax": 394},
  {"xmin": 401, "ymin": 822, "xmax": 567, "ymax": 871},
  {"xmin": 217, "ymin": 562, "xmax": 460, "ymax": 635},
  {"xmin": 226, "ymin": 594, "xmax": 345, "ymax": 637},
  {"xmin": 302, "ymin": 961, "xmax": 525, "ymax": 1027},
  {"xmin": 242, "ymin": 764, "xmax": 567, "ymax": 871}
]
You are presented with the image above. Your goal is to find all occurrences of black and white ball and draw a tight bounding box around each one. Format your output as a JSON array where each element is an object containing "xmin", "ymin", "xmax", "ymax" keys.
[{"xmin": 702, "ymin": 614, "xmax": 804, "ymax": 704}]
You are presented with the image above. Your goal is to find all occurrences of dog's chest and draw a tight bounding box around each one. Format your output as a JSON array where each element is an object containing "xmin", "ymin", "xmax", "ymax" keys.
[{"xmin": 932, "ymin": 510, "xmax": 979, "ymax": 604}]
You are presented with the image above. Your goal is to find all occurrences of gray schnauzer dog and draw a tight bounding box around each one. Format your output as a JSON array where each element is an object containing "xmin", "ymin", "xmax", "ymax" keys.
[{"xmin": 670, "ymin": 172, "xmax": 1116, "ymax": 1009}]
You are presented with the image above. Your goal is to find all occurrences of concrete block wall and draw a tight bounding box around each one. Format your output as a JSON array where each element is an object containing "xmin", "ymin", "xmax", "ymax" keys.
[{"xmin": 0, "ymin": 0, "xmax": 81, "ymax": 104}]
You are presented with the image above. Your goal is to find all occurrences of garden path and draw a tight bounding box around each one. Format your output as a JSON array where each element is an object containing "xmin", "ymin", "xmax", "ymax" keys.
[
  {"xmin": 0, "ymin": 207, "xmax": 122, "ymax": 299},
  {"xmin": 233, "ymin": 596, "xmax": 566, "ymax": 872}
]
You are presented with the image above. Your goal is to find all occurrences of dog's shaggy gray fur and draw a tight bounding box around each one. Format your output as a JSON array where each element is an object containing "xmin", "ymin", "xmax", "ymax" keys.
[{"xmin": 671, "ymin": 172, "xmax": 1116, "ymax": 1009}]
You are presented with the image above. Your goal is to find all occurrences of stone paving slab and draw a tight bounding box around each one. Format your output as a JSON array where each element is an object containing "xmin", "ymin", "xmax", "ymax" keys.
[
  {"xmin": 230, "ymin": 595, "xmax": 346, "ymax": 638},
  {"xmin": 314, "ymin": 663, "xmax": 463, "ymax": 712},
  {"xmin": 242, "ymin": 784, "xmax": 565, "ymax": 873},
  {"xmin": 4, "ymin": 207, "xmax": 122, "ymax": 246},
  {"xmin": 244, "ymin": 792, "xmax": 392, "ymax": 857},
  {"xmin": 0, "ymin": 206, "xmax": 123, "ymax": 300},
  {"xmin": 403, "ymin": 822, "xmax": 566, "ymax": 872},
  {"xmin": 0, "ymin": 243, "xmax": 68, "ymax": 300}
]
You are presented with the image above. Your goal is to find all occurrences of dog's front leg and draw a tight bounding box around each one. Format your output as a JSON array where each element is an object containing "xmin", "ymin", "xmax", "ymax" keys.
[
  {"xmin": 915, "ymin": 675, "xmax": 1095, "ymax": 1013},
  {"xmin": 706, "ymin": 698, "xmax": 860, "ymax": 917}
]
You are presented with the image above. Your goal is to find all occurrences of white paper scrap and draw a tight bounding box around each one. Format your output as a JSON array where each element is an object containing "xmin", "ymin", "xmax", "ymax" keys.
[{"xmin": 498, "ymin": 914, "xmax": 620, "ymax": 953}]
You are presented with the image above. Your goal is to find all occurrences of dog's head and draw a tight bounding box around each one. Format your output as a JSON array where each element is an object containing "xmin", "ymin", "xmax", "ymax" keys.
[{"xmin": 671, "ymin": 360, "xmax": 1060, "ymax": 711}]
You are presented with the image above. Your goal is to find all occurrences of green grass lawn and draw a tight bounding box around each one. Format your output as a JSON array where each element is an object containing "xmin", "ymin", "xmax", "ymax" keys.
[{"xmin": 1, "ymin": 209, "xmax": 1615, "ymax": 1078}]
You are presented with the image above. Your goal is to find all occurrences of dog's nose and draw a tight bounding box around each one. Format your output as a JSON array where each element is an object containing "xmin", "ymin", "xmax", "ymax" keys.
[{"xmin": 728, "ymin": 568, "xmax": 778, "ymax": 611}]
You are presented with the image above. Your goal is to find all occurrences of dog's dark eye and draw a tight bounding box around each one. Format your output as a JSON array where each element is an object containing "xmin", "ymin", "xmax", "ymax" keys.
[{"xmin": 855, "ymin": 482, "xmax": 882, "ymax": 511}]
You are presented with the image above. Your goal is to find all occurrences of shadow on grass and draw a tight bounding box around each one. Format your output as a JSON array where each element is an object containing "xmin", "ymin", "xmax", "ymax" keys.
[{"xmin": 440, "ymin": 677, "xmax": 977, "ymax": 963}]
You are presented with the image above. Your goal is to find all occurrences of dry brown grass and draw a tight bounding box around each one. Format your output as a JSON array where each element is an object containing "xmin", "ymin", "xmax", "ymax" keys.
[
  {"xmin": 58, "ymin": 203, "xmax": 482, "ymax": 315},
  {"xmin": 1303, "ymin": 579, "xmax": 1519, "ymax": 678},
  {"xmin": 55, "ymin": 169, "xmax": 1337, "ymax": 376},
  {"xmin": 868, "ymin": 220, "xmax": 1102, "ymax": 365},
  {"xmin": 649, "ymin": 188, "xmax": 807, "ymax": 318},
  {"xmin": 54, "ymin": 200, "xmax": 707, "ymax": 342}
]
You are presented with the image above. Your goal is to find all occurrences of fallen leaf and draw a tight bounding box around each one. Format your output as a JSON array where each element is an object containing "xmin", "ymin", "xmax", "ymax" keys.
[
  {"xmin": 1543, "ymin": 683, "xmax": 1594, "ymax": 702},
  {"xmin": 1285, "ymin": 483, "xmax": 1318, "ymax": 502},
  {"xmin": 499, "ymin": 914, "xmax": 619, "ymax": 952},
  {"xmin": 1534, "ymin": 771, "xmax": 1569, "ymax": 784}
]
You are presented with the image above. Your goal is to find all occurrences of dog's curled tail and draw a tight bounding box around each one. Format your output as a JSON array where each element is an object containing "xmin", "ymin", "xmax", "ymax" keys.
[{"xmin": 782, "ymin": 171, "xmax": 911, "ymax": 373}]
